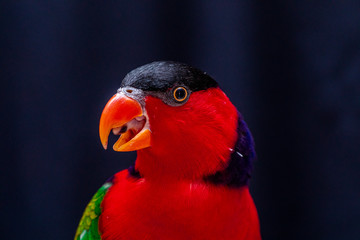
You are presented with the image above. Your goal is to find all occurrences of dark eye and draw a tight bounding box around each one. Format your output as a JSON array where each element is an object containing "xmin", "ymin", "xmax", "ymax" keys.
[{"xmin": 173, "ymin": 87, "xmax": 188, "ymax": 102}]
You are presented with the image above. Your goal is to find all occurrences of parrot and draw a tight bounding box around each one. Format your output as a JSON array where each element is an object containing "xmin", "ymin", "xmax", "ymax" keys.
[{"xmin": 74, "ymin": 61, "xmax": 261, "ymax": 240}]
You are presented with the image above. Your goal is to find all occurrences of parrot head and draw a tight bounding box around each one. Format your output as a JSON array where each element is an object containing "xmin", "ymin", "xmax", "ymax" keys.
[{"xmin": 99, "ymin": 61, "xmax": 255, "ymax": 184}]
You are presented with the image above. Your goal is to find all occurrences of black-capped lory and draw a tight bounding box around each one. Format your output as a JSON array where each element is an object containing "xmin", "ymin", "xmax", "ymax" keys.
[{"xmin": 74, "ymin": 61, "xmax": 261, "ymax": 240}]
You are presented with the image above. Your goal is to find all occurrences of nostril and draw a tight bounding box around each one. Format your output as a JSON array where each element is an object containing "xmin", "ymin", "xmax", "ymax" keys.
[{"xmin": 126, "ymin": 89, "xmax": 133, "ymax": 93}]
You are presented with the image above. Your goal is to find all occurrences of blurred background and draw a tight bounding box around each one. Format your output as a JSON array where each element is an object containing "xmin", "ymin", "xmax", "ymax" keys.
[{"xmin": 1, "ymin": 1, "xmax": 360, "ymax": 239}]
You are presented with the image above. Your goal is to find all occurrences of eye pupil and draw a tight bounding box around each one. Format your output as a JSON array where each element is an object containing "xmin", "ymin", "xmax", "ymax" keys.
[
  {"xmin": 175, "ymin": 88, "xmax": 186, "ymax": 99},
  {"xmin": 173, "ymin": 87, "xmax": 188, "ymax": 102}
]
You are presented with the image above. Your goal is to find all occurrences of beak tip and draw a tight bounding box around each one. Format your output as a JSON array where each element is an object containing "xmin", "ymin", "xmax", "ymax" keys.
[{"xmin": 99, "ymin": 126, "xmax": 109, "ymax": 150}]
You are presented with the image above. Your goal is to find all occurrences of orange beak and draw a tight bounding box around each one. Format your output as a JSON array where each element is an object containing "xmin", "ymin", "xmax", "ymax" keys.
[{"xmin": 99, "ymin": 92, "xmax": 151, "ymax": 152}]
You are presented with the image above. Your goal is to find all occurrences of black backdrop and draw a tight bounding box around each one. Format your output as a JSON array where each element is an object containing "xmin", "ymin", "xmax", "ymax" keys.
[{"xmin": 1, "ymin": 1, "xmax": 360, "ymax": 239}]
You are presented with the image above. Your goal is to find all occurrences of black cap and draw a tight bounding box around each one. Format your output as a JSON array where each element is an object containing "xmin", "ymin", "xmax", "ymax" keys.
[{"xmin": 121, "ymin": 61, "xmax": 218, "ymax": 92}]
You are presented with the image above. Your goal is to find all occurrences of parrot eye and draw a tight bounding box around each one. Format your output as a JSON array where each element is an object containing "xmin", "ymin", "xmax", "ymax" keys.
[{"xmin": 173, "ymin": 87, "xmax": 188, "ymax": 102}]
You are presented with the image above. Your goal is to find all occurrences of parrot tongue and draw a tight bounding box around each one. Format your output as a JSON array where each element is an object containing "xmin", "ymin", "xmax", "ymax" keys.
[
  {"xmin": 111, "ymin": 115, "xmax": 151, "ymax": 152},
  {"xmin": 112, "ymin": 116, "xmax": 146, "ymax": 136}
]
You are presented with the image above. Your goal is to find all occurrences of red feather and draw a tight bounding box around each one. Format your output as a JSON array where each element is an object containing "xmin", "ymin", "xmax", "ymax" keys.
[
  {"xmin": 99, "ymin": 88, "xmax": 261, "ymax": 239},
  {"xmin": 99, "ymin": 170, "xmax": 260, "ymax": 240}
]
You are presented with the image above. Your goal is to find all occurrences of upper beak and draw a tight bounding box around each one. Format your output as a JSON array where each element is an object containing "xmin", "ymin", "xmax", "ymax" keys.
[{"xmin": 99, "ymin": 92, "xmax": 151, "ymax": 152}]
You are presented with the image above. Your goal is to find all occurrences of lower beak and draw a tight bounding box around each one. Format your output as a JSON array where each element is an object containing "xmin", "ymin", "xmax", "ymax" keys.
[{"xmin": 99, "ymin": 93, "xmax": 151, "ymax": 152}]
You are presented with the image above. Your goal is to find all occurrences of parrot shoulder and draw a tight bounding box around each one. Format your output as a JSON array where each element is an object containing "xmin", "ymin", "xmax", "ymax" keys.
[{"xmin": 74, "ymin": 178, "xmax": 113, "ymax": 240}]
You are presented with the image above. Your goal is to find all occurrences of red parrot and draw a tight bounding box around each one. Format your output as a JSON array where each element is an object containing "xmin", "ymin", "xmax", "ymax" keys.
[{"xmin": 74, "ymin": 61, "xmax": 261, "ymax": 240}]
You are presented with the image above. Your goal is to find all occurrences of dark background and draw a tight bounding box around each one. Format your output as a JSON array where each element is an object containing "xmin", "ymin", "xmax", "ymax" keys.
[{"xmin": 1, "ymin": 1, "xmax": 359, "ymax": 239}]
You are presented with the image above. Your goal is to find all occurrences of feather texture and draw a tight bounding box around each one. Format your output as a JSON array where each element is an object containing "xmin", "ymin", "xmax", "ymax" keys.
[{"xmin": 74, "ymin": 181, "xmax": 113, "ymax": 240}]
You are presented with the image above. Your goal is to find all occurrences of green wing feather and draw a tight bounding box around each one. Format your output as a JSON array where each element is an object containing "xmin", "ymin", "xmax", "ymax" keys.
[{"xmin": 74, "ymin": 182, "xmax": 113, "ymax": 240}]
